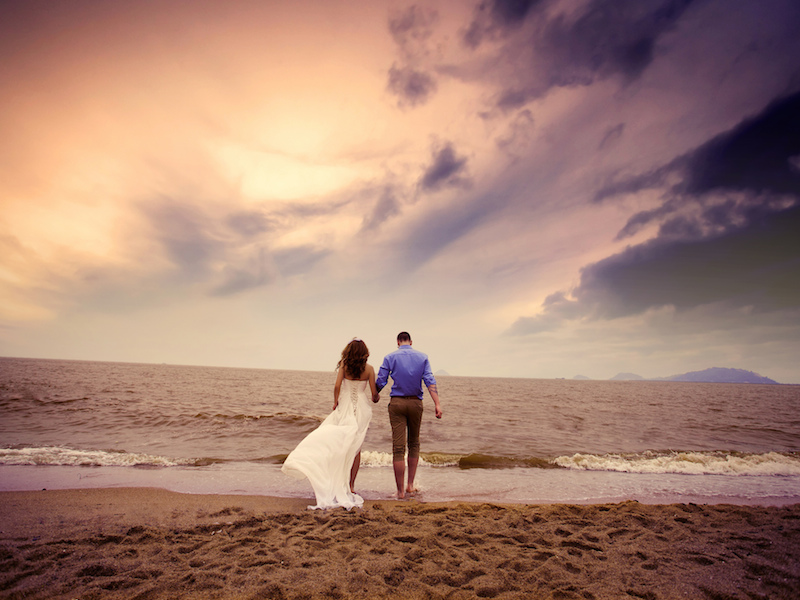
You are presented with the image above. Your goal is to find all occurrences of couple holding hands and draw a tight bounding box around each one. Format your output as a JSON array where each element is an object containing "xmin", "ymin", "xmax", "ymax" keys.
[{"xmin": 282, "ymin": 332, "xmax": 442, "ymax": 509}]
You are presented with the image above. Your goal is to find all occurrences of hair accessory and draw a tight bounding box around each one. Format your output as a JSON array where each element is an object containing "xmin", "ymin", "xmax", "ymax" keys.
[{"xmin": 352, "ymin": 337, "xmax": 362, "ymax": 342}]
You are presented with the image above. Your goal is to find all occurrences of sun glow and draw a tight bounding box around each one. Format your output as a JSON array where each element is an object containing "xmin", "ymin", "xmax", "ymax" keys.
[{"xmin": 214, "ymin": 144, "xmax": 364, "ymax": 202}]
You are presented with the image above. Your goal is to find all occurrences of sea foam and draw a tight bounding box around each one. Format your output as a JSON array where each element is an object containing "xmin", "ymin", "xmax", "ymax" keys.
[{"xmin": 554, "ymin": 451, "xmax": 800, "ymax": 476}]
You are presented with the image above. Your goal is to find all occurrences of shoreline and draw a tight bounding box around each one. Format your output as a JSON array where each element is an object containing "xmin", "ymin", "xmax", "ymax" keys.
[
  {"xmin": 2, "ymin": 488, "xmax": 799, "ymax": 599},
  {"xmin": 3, "ymin": 463, "xmax": 799, "ymax": 508}
]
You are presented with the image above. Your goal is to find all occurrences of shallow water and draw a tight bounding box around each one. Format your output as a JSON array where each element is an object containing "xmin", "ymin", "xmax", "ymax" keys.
[{"xmin": 1, "ymin": 357, "xmax": 799, "ymax": 505}]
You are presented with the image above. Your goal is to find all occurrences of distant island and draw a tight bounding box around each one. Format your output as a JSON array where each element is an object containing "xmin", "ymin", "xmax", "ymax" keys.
[
  {"xmin": 609, "ymin": 372, "xmax": 644, "ymax": 381},
  {"xmin": 435, "ymin": 369, "xmax": 451, "ymax": 376},
  {"xmin": 660, "ymin": 367, "xmax": 778, "ymax": 384},
  {"xmin": 573, "ymin": 367, "xmax": 779, "ymax": 384}
]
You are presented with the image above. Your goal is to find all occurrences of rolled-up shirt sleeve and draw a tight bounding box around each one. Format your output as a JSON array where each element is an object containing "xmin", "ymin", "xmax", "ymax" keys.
[{"xmin": 422, "ymin": 358, "xmax": 437, "ymax": 388}]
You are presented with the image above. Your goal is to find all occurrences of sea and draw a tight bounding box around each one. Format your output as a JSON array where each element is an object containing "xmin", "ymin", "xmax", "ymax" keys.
[{"xmin": 1, "ymin": 357, "xmax": 799, "ymax": 506}]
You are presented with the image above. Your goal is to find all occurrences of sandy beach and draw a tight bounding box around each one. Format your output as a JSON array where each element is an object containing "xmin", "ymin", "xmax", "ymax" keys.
[{"xmin": 1, "ymin": 489, "xmax": 798, "ymax": 600}]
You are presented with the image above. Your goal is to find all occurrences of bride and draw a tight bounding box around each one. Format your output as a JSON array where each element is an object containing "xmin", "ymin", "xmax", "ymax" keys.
[{"xmin": 282, "ymin": 338, "xmax": 379, "ymax": 509}]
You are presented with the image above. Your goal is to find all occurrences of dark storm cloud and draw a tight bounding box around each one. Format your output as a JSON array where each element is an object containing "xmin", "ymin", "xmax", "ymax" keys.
[
  {"xmin": 463, "ymin": 0, "xmax": 695, "ymax": 111},
  {"xmin": 681, "ymin": 91, "xmax": 800, "ymax": 197},
  {"xmin": 509, "ymin": 203, "xmax": 800, "ymax": 334},
  {"xmin": 580, "ymin": 203, "xmax": 800, "ymax": 314},
  {"xmin": 419, "ymin": 142, "xmax": 470, "ymax": 191},
  {"xmin": 463, "ymin": 0, "xmax": 544, "ymax": 49},
  {"xmin": 604, "ymin": 91, "xmax": 800, "ymax": 239},
  {"xmin": 510, "ymin": 90, "xmax": 800, "ymax": 335}
]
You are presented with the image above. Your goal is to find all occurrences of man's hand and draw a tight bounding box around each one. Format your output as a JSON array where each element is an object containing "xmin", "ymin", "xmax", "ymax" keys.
[{"xmin": 428, "ymin": 384, "xmax": 442, "ymax": 419}]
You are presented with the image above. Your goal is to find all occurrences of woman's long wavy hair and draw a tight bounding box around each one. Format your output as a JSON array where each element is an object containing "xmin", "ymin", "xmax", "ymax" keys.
[{"xmin": 337, "ymin": 339, "xmax": 369, "ymax": 378}]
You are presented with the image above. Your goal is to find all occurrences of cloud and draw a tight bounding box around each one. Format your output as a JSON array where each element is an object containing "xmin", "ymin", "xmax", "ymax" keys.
[
  {"xmin": 226, "ymin": 211, "xmax": 275, "ymax": 238},
  {"xmin": 273, "ymin": 245, "xmax": 330, "ymax": 278},
  {"xmin": 506, "ymin": 290, "xmax": 583, "ymax": 335},
  {"xmin": 681, "ymin": 91, "xmax": 800, "ymax": 197},
  {"xmin": 358, "ymin": 141, "xmax": 471, "ymax": 236},
  {"xmin": 388, "ymin": 4, "xmax": 439, "ymax": 59},
  {"xmin": 362, "ymin": 186, "xmax": 403, "ymax": 231},
  {"xmin": 419, "ymin": 142, "xmax": 471, "ymax": 191},
  {"xmin": 494, "ymin": 109, "xmax": 535, "ymax": 157},
  {"xmin": 211, "ymin": 249, "xmax": 274, "ymax": 297},
  {"xmin": 604, "ymin": 90, "xmax": 800, "ymax": 239},
  {"xmin": 387, "ymin": 64, "xmax": 438, "ymax": 108},
  {"xmin": 386, "ymin": 5, "xmax": 440, "ymax": 108},
  {"xmin": 142, "ymin": 198, "xmax": 224, "ymax": 278},
  {"xmin": 461, "ymin": 0, "xmax": 696, "ymax": 111},
  {"xmin": 510, "ymin": 89, "xmax": 800, "ymax": 335},
  {"xmin": 576, "ymin": 203, "xmax": 800, "ymax": 318},
  {"xmin": 211, "ymin": 244, "xmax": 329, "ymax": 296},
  {"xmin": 463, "ymin": 0, "xmax": 544, "ymax": 49},
  {"xmin": 597, "ymin": 123, "xmax": 625, "ymax": 151},
  {"xmin": 510, "ymin": 200, "xmax": 800, "ymax": 335},
  {"xmin": 397, "ymin": 186, "xmax": 508, "ymax": 269},
  {"xmin": 138, "ymin": 193, "xmax": 339, "ymax": 298}
]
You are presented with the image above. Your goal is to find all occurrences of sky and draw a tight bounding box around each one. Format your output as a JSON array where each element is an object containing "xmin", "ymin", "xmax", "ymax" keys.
[{"xmin": 2, "ymin": 0, "xmax": 800, "ymax": 383}]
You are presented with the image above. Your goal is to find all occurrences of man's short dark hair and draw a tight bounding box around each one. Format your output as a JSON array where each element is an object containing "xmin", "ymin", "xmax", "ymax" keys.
[{"xmin": 397, "ymin": 331, "xmax": 411, "ymax": 343}]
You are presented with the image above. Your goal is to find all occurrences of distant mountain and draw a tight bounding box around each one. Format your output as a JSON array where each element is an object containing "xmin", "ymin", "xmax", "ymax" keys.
[
  {"xmin": 573, "ymin": 375, "xmax": 591, "ymax": 380},
  {"xmin": 601, "ymin": 367, "xmax": 779, "ymax": 384},
  {"xmin": 435, "ymin": 369, "xmax": 451, "ymax": 376},
  {"xmin": 662, "ymin": 367, "xmax": 778, "ymax": 384},
  {"xmin": 609, "ymin": 372, "xmax": 644, "ymax": 381}
]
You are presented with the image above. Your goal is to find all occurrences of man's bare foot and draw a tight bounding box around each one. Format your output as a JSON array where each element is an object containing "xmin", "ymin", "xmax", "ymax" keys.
[
  {"xmin": 393, "ymin": 491, "xmax": 405, "ymax": 500},
  {"xmin": 405, "ymin": 487, "xmax": 419, "ymax": 496}
]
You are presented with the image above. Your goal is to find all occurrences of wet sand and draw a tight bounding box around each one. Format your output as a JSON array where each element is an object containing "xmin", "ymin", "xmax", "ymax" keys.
[{"xmin": 1, "ymin": 488, "xmax": 798, "ymax": 599}]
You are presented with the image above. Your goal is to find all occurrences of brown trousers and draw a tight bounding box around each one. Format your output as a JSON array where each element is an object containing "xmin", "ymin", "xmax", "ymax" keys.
[{"xmin": 388, "ymin": 396, "xmax": 423, "ymax": 461}]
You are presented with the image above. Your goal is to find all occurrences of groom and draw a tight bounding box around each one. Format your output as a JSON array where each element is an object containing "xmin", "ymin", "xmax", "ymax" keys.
[{"xmin": 375, "ymin": 332, "xmax": 442, "ymax": 499}]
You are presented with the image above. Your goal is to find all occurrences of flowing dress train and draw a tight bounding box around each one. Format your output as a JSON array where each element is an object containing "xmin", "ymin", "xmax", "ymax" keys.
[{"xmin": 281, "ymin": 378, "xmax": 373, "ymax": 509}]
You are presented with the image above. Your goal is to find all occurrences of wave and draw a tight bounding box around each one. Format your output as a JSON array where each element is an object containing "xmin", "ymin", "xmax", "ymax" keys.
[
  {"xmin": 359, "ymin": 452, "xmax": 563, "ymax": 469},
  {"xmin": 367, "ymin": 450, "xmax": 800, "ymax": 476},
  {"xmin": 0, "ymin": 447, "xmax": 207, "ymax": 468},
  {"xmin": 3, "ymin": 447, "xmax": 798, "ymax": 477},
  {"xmin": 553, "ymin": 451, "xmax": 800, "ymax": 476}
]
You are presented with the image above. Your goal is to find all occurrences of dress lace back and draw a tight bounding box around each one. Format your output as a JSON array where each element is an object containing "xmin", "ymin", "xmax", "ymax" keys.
[{"xmin": 350, "ymin": 381, "xmax": 359, "ymax": 416}]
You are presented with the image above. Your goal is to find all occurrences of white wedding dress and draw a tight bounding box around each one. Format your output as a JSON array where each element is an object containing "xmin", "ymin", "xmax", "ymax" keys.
[{"xmin": 282, "ymin": 378, "xmax": 373, "ymax": 509}]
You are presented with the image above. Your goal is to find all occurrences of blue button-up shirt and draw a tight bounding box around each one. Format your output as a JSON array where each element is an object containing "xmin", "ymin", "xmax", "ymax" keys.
[{"xmin": 376, "ymin": 345, "xmax": 437, "ymax": 399}]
